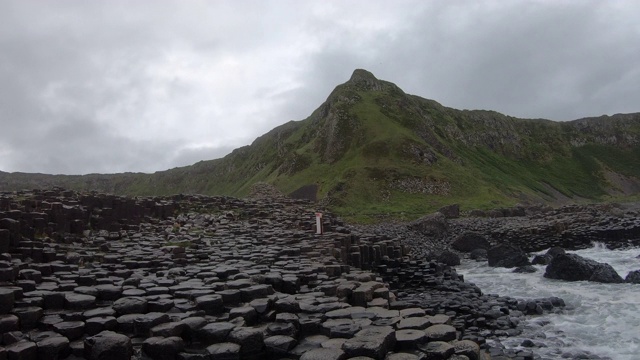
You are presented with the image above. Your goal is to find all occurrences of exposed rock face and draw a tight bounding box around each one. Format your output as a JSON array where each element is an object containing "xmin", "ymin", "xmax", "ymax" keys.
[
  {"xmin": 409, "ymin": 212, "xmax": 448, "ymax": 237},
  {"xmin": 625, "ymin": 270, "xmax": 640, "ymax": 283},
  {"xmin": 487, "ymin": 244, "xmax": 530, "ymax": 268},
  {"xmin": 451, "ymin": 232, "xmax": 490, "ymax": 252},
  {"xmin": 438, "ymin": 204, "xmax": 460, "ymax": 219},
  {"xmin": 437, "ymin": 251, "xmax": 461, "ymax": 266},
  {"xmin": 84, "ymin": 330, "xmax": 133, "ymax": 360},
  {"xmin": 444, "ymin": 204, "xmax": 640, "ymax": 252},
  {"xmin": 3, "ymin": 188, "xmax": 524, "ymax": 360},
  {"xmin": 544, "ymin": 253, "xmax": 624, "ymax": 283}
]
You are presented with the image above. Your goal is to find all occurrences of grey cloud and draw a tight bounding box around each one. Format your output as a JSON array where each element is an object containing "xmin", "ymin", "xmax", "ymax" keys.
[{"xmin": 0, "ymin": 0, "xmax": 638, "ymax": 175}]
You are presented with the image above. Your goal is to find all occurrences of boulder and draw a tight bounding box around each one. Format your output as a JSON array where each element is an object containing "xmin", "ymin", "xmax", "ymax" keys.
[
  {"xmin": 533, "ymin": 247, "xmax": 565, "ymax": 265},
  {"xmin": 84, "ymin": 330, "xmax": 133, "ymax": 360},
  {"xmin": 591, "ymin": 264, "xmax": 624, "ymax": 283},
  {"xmin": 544, "ymin": 253, "xmax": 624, "ymax": 283},
  {"xmin": 436, "ymin": 251, "xmax": 460, "ymax": 266},
  {"xmin": 547, "ymin": 247, "xmax": 566, "ymax": 258},
  {"xmin": 469, "ymin": 249, "xmax": 487, "ymax": 261},
  {"xmin": 438, "ymin": 204, "xmax": 460, "ymax": 219},
  {"xmin": 625, "ymin": 270, "xmax": 640, "ymax": 283},
  {"xmin": 487, "ymin": 244, "xmax": 529, "ymax": 268},
  {"xmin": 451, "ymin": 232, "xmax": 490, "ymax": 252},
  {"xmin": 513, "ymin": 265, "xmax": 537, "ymax": 273},
  {"xmin": 531, "ymin": 254, "xmax": 551, "ymax": 265},
  {"xmin": 408, "ymin": 213, "xmax": 448, "ymax": 236}
]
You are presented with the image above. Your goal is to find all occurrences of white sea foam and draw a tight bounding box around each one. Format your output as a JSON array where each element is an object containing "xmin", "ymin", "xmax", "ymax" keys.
[{"xmin": 457, "ymin": 243, "xmax": 640, "ymax": 360}]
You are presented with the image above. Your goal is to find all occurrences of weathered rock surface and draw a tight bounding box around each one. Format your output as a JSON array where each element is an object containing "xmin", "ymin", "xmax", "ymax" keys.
[
  {"xmin": 4, "ymin": 189, "xmax": 619, "ymax": 360},
  {"xmin": 544, "ymin": 253, "xmax": 624, "ymax": 283},
  {"xmin": 487, "ymin": 244, "xmax": 530, "ymax": 268}
]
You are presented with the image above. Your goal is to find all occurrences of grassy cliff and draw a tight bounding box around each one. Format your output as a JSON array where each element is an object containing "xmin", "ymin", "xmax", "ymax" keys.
[{"xmin": 2, "ymin": 69, "xmax": 639, "ymax": 221}]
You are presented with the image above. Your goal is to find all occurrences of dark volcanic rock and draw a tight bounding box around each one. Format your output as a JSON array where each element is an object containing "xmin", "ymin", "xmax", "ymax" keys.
[
  {"xmin": 469, "ymin": 248, "xmax": 488, "ymax": 261},
  {"xmin": 625, "ymin": 270, "xmax": 640, "ymax": 283},
  {"xmin": 487, "ymin": 244, "xmax": 530, "ymax": 268},
  {"xmin": 544, "ymin": 253, "xmax": 624, "ymax": 283},
  {"xmin": 436, "ymin": 251, "xmax": 460, "ymax": 266},
  {"xmin": 513, "ymin": 265, "xmax": 537, "ymax": 273},
  {"xmin": 142, "ymin": 336, "xmax": 185, "ymax": 360},
  {"xmin": 409, "ymin": 212, "xmax": 448, "ymax": 236},
  {"xmin": 438, "ymin": 204, "xmax": 460, "ymax": 219},
  {"xmin": 451, "ymin": 231, "xmax": 490, "ymax": 252},
  {"xmin": 84, "ymin": 330, "xmax": 133, "ymax": 360}
]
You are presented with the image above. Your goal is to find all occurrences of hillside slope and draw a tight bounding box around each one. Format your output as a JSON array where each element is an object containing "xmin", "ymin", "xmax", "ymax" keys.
[{"xmin": 2, "ymin": 69, "xmax": 639, "ymax": 220}]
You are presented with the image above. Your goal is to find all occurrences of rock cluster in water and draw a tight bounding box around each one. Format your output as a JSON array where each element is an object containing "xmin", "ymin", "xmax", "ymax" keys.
[{"xmin": 0, "ymin": 189, "xmax": 575, "ymax": 360}]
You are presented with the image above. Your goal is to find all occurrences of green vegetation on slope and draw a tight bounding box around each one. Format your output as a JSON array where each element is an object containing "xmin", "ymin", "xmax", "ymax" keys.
[{"xmin": 1, "ymin": 69, "xmax": 639, "ymax": 222}]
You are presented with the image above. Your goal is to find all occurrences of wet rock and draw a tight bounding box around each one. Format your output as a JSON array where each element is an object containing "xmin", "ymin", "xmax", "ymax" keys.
[
  {"xmin": 469, "ymin": 249, "xmax": 488, "ymax": 261},
  {"xmin": 513, "ymin": 265, "xmax": 537, "ymax": 273},
  {"xmin": 531, "ymin": 254, "xmax": 551, "ymax": 265},
  {"xmin": 625, "ymin": 270, "xmax": 640, "ymax": 283},
  {"xmin": 487, "ymin": 244, "xmax": 529, "ymax": 268},
  {"xmin": 544, "ymin": 253, "xmax": 624, "ymax": 283},
  {"xmin": 591, "ymin": 264, "xmax": 624, "ymax": 283},
  {"xmin": 436, "ymin": 251, "xmax": 460, "ymax": 266}
]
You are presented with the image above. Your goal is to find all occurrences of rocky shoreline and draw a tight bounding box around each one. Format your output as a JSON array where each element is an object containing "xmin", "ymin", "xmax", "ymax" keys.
[{"xmin": 0, "ymin": 189, "xmax": 637, "ymax": 359}]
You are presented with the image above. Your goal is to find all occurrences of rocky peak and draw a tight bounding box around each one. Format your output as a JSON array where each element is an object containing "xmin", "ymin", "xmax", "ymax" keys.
[{"xmin": 347, "ymin": 68, "xmax": 385, "ymax": 91}]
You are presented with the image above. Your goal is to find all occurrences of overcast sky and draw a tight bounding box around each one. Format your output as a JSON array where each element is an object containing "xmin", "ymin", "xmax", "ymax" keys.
[{"xmin": 1, "ymin": 1, "xmax": 639, "ymax": 175}]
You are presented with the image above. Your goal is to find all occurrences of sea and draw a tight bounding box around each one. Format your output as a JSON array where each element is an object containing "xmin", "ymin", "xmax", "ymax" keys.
[{"xmin": 457, "ymin": 243, "xmax": 640, "ymax": 360}]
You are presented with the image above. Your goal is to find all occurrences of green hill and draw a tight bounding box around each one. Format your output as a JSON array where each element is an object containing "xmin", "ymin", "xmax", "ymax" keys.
[{"xmin": 2, "ymin": 69, "xmax": 639, "ymax": 221}]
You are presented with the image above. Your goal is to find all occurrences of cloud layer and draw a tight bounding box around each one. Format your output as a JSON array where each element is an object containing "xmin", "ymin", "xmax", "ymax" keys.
[{"xmin": 1, "ymin": 0, "xmax": 638, "ymax": 174}]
